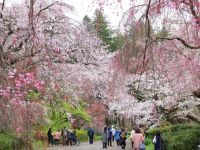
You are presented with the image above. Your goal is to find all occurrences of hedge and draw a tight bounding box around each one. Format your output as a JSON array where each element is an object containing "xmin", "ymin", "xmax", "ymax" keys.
[
  {"xmin": 76, "ymin": 130, "xmax": 102, "ymax": 142},
  {"xmin": 147, "ymin": 124, "xmax": 200, "ymax": 150}
]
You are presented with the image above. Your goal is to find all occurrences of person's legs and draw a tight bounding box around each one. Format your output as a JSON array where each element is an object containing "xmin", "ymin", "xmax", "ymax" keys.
[
  {"xmin": 124, "ymin": 140, "xmax": 126, "ymax": 148},
  {"xmin": 69, "ymin": 138, "xmax": 72, "ymax": 146},
  {"xmin": 103, "ymin": 143, "xmax": 105, "ymax": 148},
  {"xmin": 51, "ymin": 139, "xmax": 54, "ymax": 146},
  {"xmin": 92, "ymin": 137, "xmax": 94, "ymax": 144},
  {"xmin": 116, "ymin": 139, "xmax": 119, "ymax": 146},
  {"xmin": 55, "ymin": 139, "xmax": 58, "ymax": 145},
  {"xmin": 121, "ymin": 139, "xmax": 125, "ymax": 149},
  {"xmin": 109, "ymin": 138, "xmax": 112, "ymax": 146},
  {"xmin": 89, "ymin": 137, "xmax": 93, "ymax": 144},
  {"xmin": 66, "ymin": 139, "xmax": 68, "ymax": 146}
]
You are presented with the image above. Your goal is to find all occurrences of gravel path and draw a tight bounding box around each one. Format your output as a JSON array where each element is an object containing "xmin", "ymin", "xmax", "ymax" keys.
[{"xmin": 47, "ymin": 140, "xmax": 132, "ymax": 150}]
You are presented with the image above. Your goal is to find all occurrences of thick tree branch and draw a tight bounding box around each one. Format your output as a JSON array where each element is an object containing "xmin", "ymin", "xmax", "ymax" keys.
[
  {"xmin": 142, "ymin": 0, "xmax": 152, "ymax": 69},
  {"xmin": 152, "ymin": 37, "xmax": 200, "ymax": 49},
  {"xmin": 145, "ymin": 0, "xmax": 151, "ymax": 38},
  {"xmin": 186, "ymin": 114, "xmax": 200, "ymax": 123},
  {"xmin": 0, "ymin": 0, "xmax": 6, "ymax": 18}
]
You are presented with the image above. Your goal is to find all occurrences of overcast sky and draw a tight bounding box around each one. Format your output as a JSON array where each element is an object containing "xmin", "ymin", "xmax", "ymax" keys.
[
  {"xmin": 1, "ymin": 0, "xmax": 132, "ymax": 28},
  {"xmin": 65, "ymin": 0, "xmax": 132, "ymax": 28}
]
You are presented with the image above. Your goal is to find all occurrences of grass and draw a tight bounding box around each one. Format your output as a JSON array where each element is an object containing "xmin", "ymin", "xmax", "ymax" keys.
[{"xmin": 146, "ymin": 143, "xmax": 154, "ymax": 150}]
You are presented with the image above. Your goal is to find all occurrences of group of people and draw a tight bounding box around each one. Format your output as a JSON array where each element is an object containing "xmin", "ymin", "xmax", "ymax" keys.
[
  {"xmin": 47, "ymin": 127, "xmax": 79, "ymax": 147},
  {"xmin": 100, "ymin": 126, "xmax": 164, "ymax": 150},
  {"xmin": 101, "ymin": 126, "xmax": 127, "ymax": 149},
  {"xmin": 47, "ymin": 125, "xmax": 164, "ymax": 150}
]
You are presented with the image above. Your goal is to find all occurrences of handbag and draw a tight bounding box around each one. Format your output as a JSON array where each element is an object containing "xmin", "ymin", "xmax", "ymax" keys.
[{"xmin": 139, "ymin": 143, "xmax": 145, "ymax": 150}]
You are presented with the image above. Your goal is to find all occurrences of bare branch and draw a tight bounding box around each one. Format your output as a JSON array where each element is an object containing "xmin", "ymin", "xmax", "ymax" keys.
[
  {"xmin": 151, "ymin": 37, "xmax": 200, "ymax": 49},
  {"xmin": 142, "ymin": 0, "xmax": 152, "ymax": 69},
  {"xmin": 35, "ymin": 3, "xmax": 54, "ymax": 18}
]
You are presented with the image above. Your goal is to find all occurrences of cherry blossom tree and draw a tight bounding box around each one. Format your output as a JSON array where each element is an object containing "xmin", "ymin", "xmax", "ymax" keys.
[
  {"xmin": 92, "ymin": 0, "xmax": 200, "ymax": 126},
  {"xmin": 0, "ymin": 0, "xmax": 113, "ymax": 134}
]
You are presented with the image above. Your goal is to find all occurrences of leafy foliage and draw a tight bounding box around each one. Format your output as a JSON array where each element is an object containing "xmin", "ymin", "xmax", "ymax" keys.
[
  {"xmin": 76, "ymin": 130, "xmax": 101, "ymax": 142},
  {"xmin": 27, "ymin": 90, "xmax": 41, "ymax": 102},
  {"xmin": 47, "ymin": 96, "xmax": 91, "ymax": 130},
  {"xmin": 0, "ymin": 133, "xmax": 14, "ymax": 150},
  {"xmin": 147, "ymin": 124, "xmax": 200, "ymax": 150},
  {"xmin": 0, "ymin": 133, "xmax": 25, "ymax": 150}
]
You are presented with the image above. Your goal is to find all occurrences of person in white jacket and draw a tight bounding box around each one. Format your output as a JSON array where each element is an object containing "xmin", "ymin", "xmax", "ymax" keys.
[
  {"xmin": 111, "ymin": 126, "xmax": 115, "ymax": 142},
  {"xmin": 130, "ymin": 127, "xmax": 135, "ymax": 148}
]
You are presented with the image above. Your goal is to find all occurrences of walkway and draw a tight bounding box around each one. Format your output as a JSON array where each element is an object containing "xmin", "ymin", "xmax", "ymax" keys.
[{"xmin": 47, "ymin": 140, "xmax": 132, "ymax": 150}]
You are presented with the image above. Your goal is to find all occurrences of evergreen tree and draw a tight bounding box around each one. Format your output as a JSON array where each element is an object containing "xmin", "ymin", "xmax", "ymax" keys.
[
  {"xmin": 92, "ymin": 9, "xmax": 116, "ymax": 52},
  {"xmin": 82, "ymin": 10, "xmax": 124, "ymax": 52}
]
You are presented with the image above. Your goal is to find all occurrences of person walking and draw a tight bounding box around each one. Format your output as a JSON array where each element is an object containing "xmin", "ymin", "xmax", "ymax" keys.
[
  {"xmin": 47, "ymin": 128, "xmax": 53, "ymax": 147},
  {"xmin": 114, "ymin": 128, "xmax": 121, "ymax": 146},
  {"xmin": 87, "ymin": 126, "xmax": 94, "ymax": 144},
  {"xmin": 102, "ymin": 127, "xmax": 108, "ymax": 149},
  {"xmin": 54, "ymin": 130, "xmax": 61, "ymax": 145},
  {"xmin": 130, "ymin": 127, "xmax": 135, "ymax": 148},
  {"xmin": 132, "ymin": 128, "xmax": 144, "ymax": 150},
  {"xmin": 71, "ymin": 129, "xmax": 79, "ymax": 145},
  {"xmin": 111, "ymin": 126, "xmax": 115, "ymax": 142},
  {"xmin": 107, "ymin": 127, "xmax": 113, "ymax": 146},
  {"xmin": 153, "ymin": 131, "xmax": 164, "ymax": 150},
  {"xmin": 66, "ymin": 129, "xmax": 73, "ymax": 146},
  {"xmin": 61, "ymin": 127, "xmax": 67, "ymax": 145},
  {"xmin": 120, "ymin": 128, "xmax": 127, "ymax": 149}
]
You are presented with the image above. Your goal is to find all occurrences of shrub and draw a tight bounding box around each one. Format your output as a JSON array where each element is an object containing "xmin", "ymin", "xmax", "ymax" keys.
[
  {"xmin": 94, "ymin": 134, "xmax": 102, "ymax": 141},
  {"xmin": 76, "ymin": 130, "xmax": 88, "ymax": 142},
  {"xmin": 147, "ymin": 124, "xmax": 200, "ymax": 150},
  {"xmin": 0, "ymin": 133, "xmax": 17, "ymax": 150},
  {"xmin": 76, "ymin": 130, "xmax": 101, "ymax": 142},
  {"xmin": 0, "ymin": 133, "xmax": 27, "ymax": 150},
  {"xmin": 144, "ymin": 138, "xmax": 151, "ymax": 146}
]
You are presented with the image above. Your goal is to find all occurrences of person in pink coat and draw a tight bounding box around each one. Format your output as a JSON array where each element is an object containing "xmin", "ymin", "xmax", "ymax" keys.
[{"xmin": 132, "ymin": 128, "xmax": 144, "ymax": 150}]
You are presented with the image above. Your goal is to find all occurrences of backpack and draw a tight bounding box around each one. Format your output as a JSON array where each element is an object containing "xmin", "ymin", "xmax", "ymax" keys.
[{"xmin": 121, "ymin": 132, "xmax": 126, "ymax": 139}]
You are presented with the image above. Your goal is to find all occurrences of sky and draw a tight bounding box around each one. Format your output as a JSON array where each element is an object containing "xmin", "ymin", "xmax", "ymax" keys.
[
  {"xmin": 65, "ymin": 0, "xmax": 132, "ymax": 28},
  {"xmin": 1, "ymin": 0, "xmax": 132, "ymax": 29}
]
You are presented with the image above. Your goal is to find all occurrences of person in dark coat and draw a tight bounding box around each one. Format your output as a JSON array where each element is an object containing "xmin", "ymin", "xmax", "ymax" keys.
[
  {"xmin": 107, "ymin": 127, "xmax": 113, "ymax": 146},
  {"xmin": 47, "ymin": 128, "xmax": 53, "ymax": 146},
  {"xmin": 153, "ymin": 131, "xmax": 164, "ymax": 150},
  {"xmin": 120, "ymin": 128, "xmax": 127, "ymax": 149},
  {"xmin": 87, "ymin": 126, "xmax": 94, "ymax": 144},
  {"xmin": 66, "ymin": 129, "xmax": 73, "ymax": 146}
]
